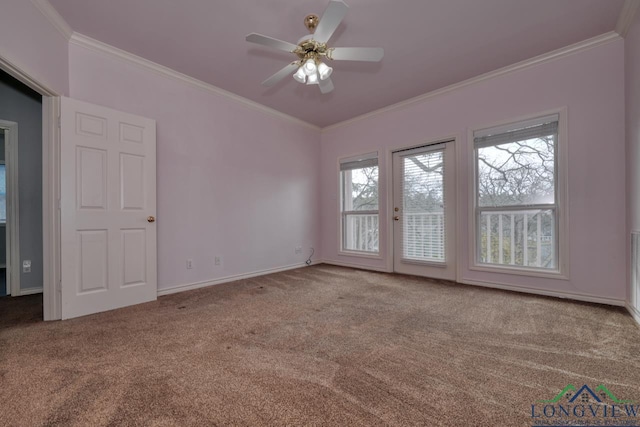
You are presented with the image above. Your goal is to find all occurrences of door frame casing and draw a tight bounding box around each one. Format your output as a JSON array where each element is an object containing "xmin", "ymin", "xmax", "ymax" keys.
[
  {"xmin": 0, "ymin": 53, "xmax": 61, "ymax": 320},
  {"xmin": 386, "ymin": 135, "xmax": 460, "ymax": 279},
  {"xmin": 42, "ymin": 97, "xmax": 61, "ymax": 320},
  {"xmin": 0, "ymin": 120, "xmax": 20, "ymax": 296}
]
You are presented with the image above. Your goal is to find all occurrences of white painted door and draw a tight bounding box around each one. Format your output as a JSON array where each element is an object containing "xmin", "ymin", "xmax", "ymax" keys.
[
  {"xmin": 392, "ymin": 141, "xmax": 456, "ymax": 280},
  {"xmin": 60, "ymin": 97, "xmax": 157, "ymax": 319}
]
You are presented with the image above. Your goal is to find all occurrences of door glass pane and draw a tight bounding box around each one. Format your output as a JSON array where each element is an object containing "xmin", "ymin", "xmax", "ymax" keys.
[{"xmin": 402, "ymin": 150, "xmax": 445, "ymax": 262}]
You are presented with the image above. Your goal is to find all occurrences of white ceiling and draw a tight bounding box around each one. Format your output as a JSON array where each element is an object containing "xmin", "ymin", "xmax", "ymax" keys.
[{"xmin": 48, "ymin": 0, "xmax": 625, "ymax": 127}]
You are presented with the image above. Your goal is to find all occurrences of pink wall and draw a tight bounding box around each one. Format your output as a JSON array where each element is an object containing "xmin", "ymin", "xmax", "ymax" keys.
[
  {"xmin": 1, "ymin": 5, "xmax": 629, "ymax": 303},
  {"xmin": 321, "ymin": 40, "xmax": 626, "ymax": 301},
  {"xmin": 626, "ymin": 11, "xmax": 640, "ymax": 306},
  {"xmin": 0, "ymin": 0, "xmax": 69, "ymax": 95},
  {"xmin": 69, "ymin": 44, "xmax": 321, "ymax": 291}
]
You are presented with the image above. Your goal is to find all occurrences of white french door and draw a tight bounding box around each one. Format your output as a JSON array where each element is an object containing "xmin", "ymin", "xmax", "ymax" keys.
[
  {"xmin": 392, "ymin": 141, "xmax": 456, "ymax": 280},
  {"xmin": 60, "ymin": 97, "xmax": 157, "ymax": 319}
]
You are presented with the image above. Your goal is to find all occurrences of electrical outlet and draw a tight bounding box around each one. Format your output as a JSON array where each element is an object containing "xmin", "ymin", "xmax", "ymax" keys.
[
  {"xmin": 214, "ymin": 256, "xmax": 222, "ymax": 266},
  {"xmin": 295, "ymin": 246, "xmax": 302, "ymax": 255},
  {"xmin": 22, "ymin": 260, "xmax": 31, "ymax": 273},
  {"xmin": 186, "ymin": 259, "xmax": 193, "ymax": 270}
]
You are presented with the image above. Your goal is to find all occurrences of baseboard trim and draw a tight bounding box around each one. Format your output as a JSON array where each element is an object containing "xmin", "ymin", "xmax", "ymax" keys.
[
  {"xmin": 159, "ymin": 260, "xmax": 628, "ymax": 309},
  {"xmin": 320, "ymin": 261, "xmax": 625, "ymax": 306},
  {"xmin": 18, "ymin": 287, "xmax": 43, "ymax": 296},
  {"xmin": 320, "ymin": 259, "xmax": 392, "ymax": 273},
  {"xmin": 460, "ymin": 278, "xmax": 625, "ymax": 307},
  {"xmin": 157, "ymin": 261, "xmax": 322, "ymax": 296},
  {"xmin": 627, "ymin": 303, "xmax": 640, "ymax": 326}
]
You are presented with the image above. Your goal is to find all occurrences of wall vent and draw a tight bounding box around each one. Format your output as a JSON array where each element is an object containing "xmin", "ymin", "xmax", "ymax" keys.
[{"xmin": 632, "ymin": 231, "xmax": 640, "ymax": 310}]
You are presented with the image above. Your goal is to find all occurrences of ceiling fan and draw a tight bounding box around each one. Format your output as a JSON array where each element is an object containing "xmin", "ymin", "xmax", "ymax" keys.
[{"xmin": 245, "ymin": 0, "xmax": 384, "ymax": 94}]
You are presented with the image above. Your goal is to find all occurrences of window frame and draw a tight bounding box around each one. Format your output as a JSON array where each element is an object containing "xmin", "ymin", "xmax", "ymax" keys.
[
  {"xmin": 469, "ymin": 108, "xmax": 569, "ymax": 279},
  {"xmin": 338, "ymin": 152, "xmax": 381, "ymax": 258}
]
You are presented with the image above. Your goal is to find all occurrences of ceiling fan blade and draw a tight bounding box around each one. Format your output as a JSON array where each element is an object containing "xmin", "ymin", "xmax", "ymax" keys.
[
  {"xmin": 313, "ymin": 0, "xmax": 349, "ymax": 44},
  {"xmin": 261, "ymin": 62, "xmax": 299, "ymax": 87},
  {"xmin": 319, "ymin": 77, "xmax": 335, "ymax": 94},
  {"xmin": 246, "ymin": 33, "xmax": 298, "ymax": 53},
  {"xmin": 329, "ymin": 47, "xmax": 384, "ymax": 62}
]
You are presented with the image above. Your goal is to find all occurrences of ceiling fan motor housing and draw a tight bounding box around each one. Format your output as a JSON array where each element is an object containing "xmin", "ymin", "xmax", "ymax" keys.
[{"xmin": 295, "ymin": 39, "xmax": 331, "ymax": 63}]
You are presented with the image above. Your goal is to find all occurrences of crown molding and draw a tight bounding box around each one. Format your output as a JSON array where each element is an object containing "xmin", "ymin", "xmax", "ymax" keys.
[
  {"xmin": 69, "ymin": 33, "xmax": 321, "ymax": 131},
  {"xmin": 27, "ymin": 2, "xmax": 625, "ymax": 133},
  {"xmin": 616, "ymin": 0, "xmax": 640, "ymax": 37},
  {"xmin": 323, "ymin": 31, "xmax": 621, "ymax": 133},
  {"xmin": 30, "ymin": 0, "xmax": 73, "ymax": 41}
]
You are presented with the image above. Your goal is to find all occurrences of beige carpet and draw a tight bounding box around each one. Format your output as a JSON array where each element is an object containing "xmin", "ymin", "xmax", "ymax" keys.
[{"xmin": 0, "ymin": 265, "xmax": 639, "ymax": 426}]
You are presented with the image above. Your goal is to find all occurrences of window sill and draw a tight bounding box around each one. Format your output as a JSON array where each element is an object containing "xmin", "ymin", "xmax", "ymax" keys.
[
  {"xmin": 338, "ymin": 250, "xmax": 382, "ymax": 260},
  {"xmin": 469, "ymin": 263, "xmax": 568, "ymax": 281}
]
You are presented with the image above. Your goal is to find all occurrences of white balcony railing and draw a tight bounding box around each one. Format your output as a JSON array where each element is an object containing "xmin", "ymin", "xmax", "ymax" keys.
[
  {"xmin": 344, "ymin": 210, "xmax": 555, "ymax": 269},
  {"xmin": 344, "ymin": 214, "xmax": 379, "ymax": 252},
  {"xmin": 479, "ymin": 210, "xmax": 555, "ymax": 269},
  {"xmin": 344, "ymin": 212, "xmax": 445, "ymax": 260}
]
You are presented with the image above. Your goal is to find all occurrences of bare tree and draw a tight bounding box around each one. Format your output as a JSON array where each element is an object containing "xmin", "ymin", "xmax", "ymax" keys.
[
  {"xmin": 349, "ymin": 166, "xmax": 378, "ymax": 210},
  {"xmin": 478, "ymin": 136, "xmax": 554, "ymax": 206}
]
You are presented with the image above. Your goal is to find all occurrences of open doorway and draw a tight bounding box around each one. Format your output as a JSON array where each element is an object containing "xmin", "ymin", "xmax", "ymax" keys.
[
  {"xmin": 0, "ymin": 119, "xmax": 21, "ymax": 298},
  {"xmin": 0, "ymin": 69, "xmax": 44, "ymax": 322}
]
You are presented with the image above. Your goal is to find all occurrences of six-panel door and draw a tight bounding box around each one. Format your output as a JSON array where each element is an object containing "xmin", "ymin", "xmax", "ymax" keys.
[{"xmin": 60, "ymin": 97, "xmax": 157, "ymax": 319}]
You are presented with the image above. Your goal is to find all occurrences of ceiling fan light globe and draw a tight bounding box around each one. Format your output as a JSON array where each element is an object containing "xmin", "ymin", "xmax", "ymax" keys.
[
  {"xmin": 306, "ymin": 72, "xmax": 319, "ymax": 85},
  {"xmin": 293, "ymin": 67, "xmax": 306, "ymax": 83},
  {"xmin": 303, "ymin": 59, "xmax": 317, "ymax": 76},
  {"xmin": 318, "ymin": 62, "xmax": 333, "ymax": 80}
]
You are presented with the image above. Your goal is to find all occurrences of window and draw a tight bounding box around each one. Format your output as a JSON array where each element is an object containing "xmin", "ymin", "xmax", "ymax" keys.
[
  {"xmin": 474, "ymin": 114, "xmax": 560, "ymax": 272},
  {"xmin": 340, "ymin": 153, "xmax": 379, "ymax": 253}
]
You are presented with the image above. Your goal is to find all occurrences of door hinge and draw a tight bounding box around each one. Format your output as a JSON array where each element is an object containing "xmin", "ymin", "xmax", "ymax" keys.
[
  {"xmin": 57, "ymin": 115, "xmax": 61, "ymax": 128},
  {"xmin": 57, "ymin": 279, "xmax": 62, "ymax": 293},
  {"xmin": 57, "ymin": 198, "xmax": 61, "ymax": 210}
]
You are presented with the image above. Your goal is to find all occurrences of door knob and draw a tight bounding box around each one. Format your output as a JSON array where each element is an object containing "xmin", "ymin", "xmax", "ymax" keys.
[
  {"xmin": 394, "ymin": 216, "xmax": 400, "ymax": 221},
  {"xmin": 147, "ymin": 216, "xmax": 156, "ymax": 223}
]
